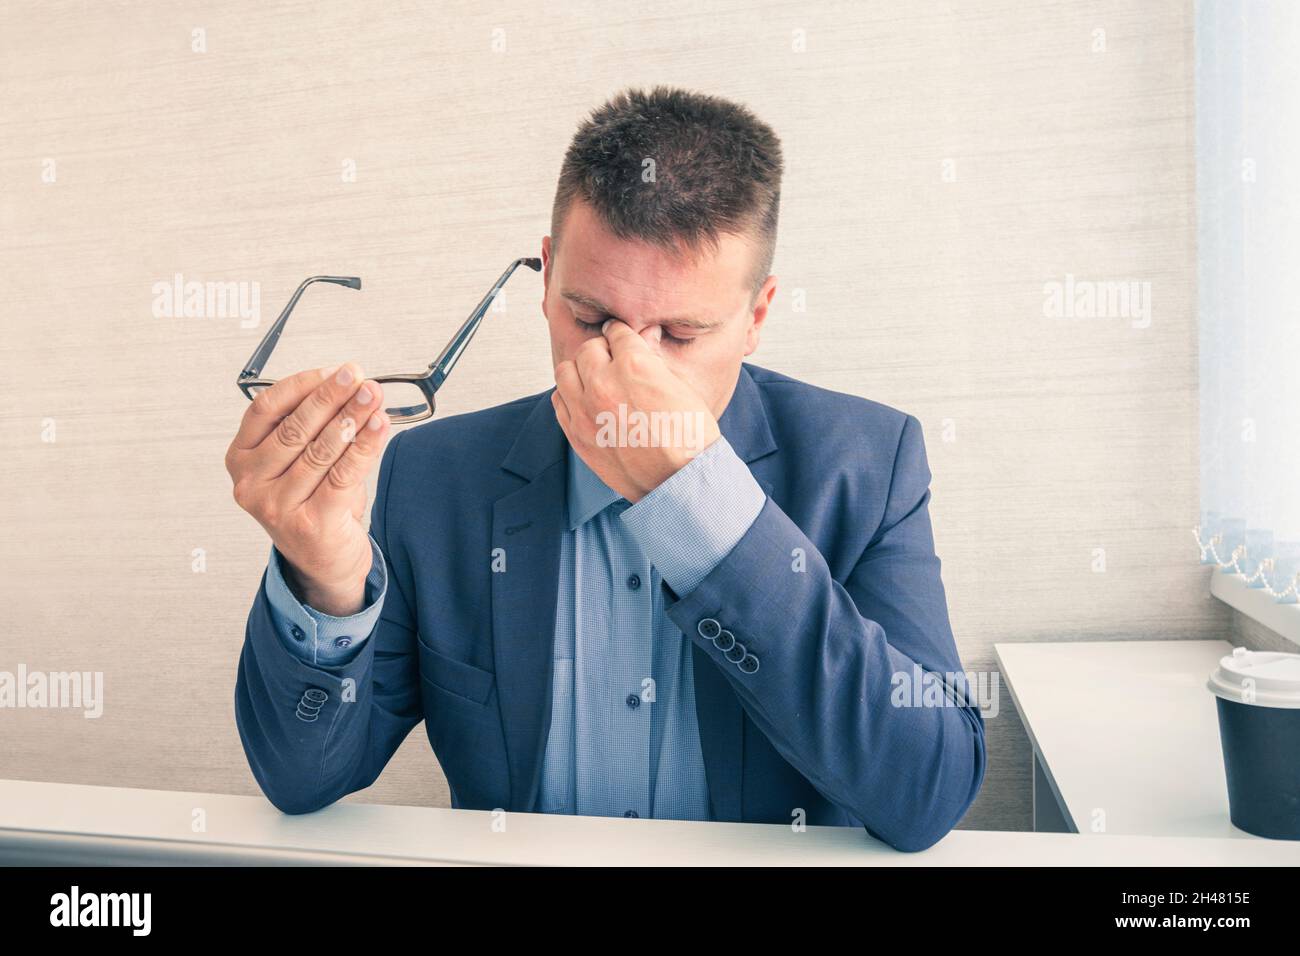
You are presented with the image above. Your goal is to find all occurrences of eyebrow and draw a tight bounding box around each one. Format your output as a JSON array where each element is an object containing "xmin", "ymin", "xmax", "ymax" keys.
[{"xmin": 560, "ymin": 290, "xmax": 722, "ymax": 330}]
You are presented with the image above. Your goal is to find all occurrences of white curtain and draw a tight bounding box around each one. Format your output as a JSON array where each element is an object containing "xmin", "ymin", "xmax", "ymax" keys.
[{"xmin": 1196, "ymin": 0, "xmax": 1300, "ymax": 601}]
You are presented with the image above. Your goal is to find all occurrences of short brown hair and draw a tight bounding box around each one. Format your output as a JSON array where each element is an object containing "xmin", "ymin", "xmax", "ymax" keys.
[{"xmin": 550, "ymin": 86, "xmax": 783, "ymax": 299}]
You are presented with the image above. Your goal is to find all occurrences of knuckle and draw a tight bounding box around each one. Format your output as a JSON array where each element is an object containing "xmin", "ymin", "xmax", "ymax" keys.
[
  {"xmin": 623, "ymin": 351, "xmax": 651, "ymax": 376},
  {"xmin": 308, "ymin": 384, "xmax": 338, "ymax": 413},
  {"xmin": 275, "ymin": 415, "xmax": 309, "ymax": 448},
  {"xmin": 589, "ymin": 378, "xmax": 616, "ymax": 409},
  {"xmin": 347, "ymin": 429, "xmax": 371, "ymax": 454},
  {"xmin": 259, "ymin": 499, "xmax": 282, "ymax": 528},
  {"xmin": 300, "ymin": 437, "xmax": 337, "ymax": 471},
  {"xmin": 325, "ymin": 459, "xmax": 354, "ymax": 491}
]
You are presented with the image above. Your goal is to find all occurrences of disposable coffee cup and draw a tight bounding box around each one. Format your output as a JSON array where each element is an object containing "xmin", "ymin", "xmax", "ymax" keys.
[{"xmin": 1206, "ymin": 646, "xmax": 1300, "ymax": 840}]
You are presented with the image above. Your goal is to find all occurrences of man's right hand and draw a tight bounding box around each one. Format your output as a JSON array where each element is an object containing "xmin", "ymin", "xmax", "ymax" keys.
[{"xmin": 226, "ymin": 363, "xmax": 391, "ymax": 616}]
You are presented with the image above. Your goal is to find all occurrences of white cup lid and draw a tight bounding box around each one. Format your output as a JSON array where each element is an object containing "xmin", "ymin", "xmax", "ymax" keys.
[{"xmin": 1207, "ymin": 646, "xmax": 1300, "ymax": 709}]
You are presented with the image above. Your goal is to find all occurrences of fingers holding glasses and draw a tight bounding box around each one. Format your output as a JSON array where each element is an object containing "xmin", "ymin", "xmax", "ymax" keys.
[
  {"xmin": 255, "ymin": 362, "xmax": 367, "ymax": 478},
  {"xmin": 310, "ymin": 404, "xmax": 390, "ymax": 512},
  {"xmin": 230, "ymin": 365, "xmax": 340, "ymax": 452},
  {"xmin": 280, "ymin": 378, "xmax": 386, "ymax": 505}
]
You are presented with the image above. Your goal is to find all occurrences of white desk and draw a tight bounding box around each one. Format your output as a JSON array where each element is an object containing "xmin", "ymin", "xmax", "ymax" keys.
[
  {"xmin": 995, "ymin": 639, "xmax": 1260, "ymax": 839},
  {"xmin": 2, "ymin": 778, "xmax": 1298, "ymax": 865}
]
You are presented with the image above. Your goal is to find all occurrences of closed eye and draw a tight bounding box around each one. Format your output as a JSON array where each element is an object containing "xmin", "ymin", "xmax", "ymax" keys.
[{"xmin": 574, "ymin": 316, "xmax": 696, "ymax": 347}]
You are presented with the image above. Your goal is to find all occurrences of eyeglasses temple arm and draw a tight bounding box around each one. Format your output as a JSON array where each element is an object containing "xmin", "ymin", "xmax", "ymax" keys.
[
  {"xmin": 427, "ymin": 257, "xmax": 541, "ymax": 391},
  {"xmin": 238, "ymin": 276, "xmax": 362, "ymax": 381}
]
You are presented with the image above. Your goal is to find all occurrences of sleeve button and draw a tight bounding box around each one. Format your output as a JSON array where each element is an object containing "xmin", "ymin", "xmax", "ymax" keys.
[
  {"xmin": 697, "ymin": 618, "xmax": 721, "ymax": 640},
  {"xmin": 296, "ymin": 688, "xmax": 328, "ymax": 722}
]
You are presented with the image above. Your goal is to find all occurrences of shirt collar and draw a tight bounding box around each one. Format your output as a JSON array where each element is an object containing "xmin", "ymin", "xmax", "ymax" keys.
[{"xmin": 566, "ymin": 445, "xmax": 625, "ymax": 530}]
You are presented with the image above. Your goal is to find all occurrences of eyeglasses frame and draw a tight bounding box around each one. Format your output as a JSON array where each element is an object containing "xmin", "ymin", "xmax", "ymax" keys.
[{"xmin": 236, "ymin": 257, "xmax": 542, "ymax": 424}]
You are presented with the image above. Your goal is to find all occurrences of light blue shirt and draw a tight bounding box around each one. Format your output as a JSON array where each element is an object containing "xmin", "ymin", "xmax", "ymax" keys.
[{"xmin": 264, "ymin": 435, "xmax": 766, "ymax": 819}]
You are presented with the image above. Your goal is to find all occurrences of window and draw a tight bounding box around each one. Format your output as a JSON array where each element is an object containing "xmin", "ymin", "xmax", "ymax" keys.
[{"xmin": 1195, "ymin": 0, "xmax": 1300, "ymax": 641}]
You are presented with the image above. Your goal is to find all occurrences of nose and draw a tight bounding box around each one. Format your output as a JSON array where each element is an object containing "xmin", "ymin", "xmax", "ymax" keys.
[{"xmin": 602, "ymin": 317, "xmax": 665, "ymax": 350}]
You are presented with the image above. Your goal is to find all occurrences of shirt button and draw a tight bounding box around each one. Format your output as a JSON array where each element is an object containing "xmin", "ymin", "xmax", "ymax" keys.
[
  {"xmin": 624, "ymin": 810, "xmax": 639, "ymax": 818},
  {"xmin": 335, "ymin": 637, "xmax": 352, "ymax": 649},
  {"xmin": 626, "ymin": 574, "xmax": 641, "ymax": 591},
  {"xmin": 290, "ymin": 625, "xmax": 305, "ymax": 641},
  {"xmin": 625, "ymin": 693, "xmax": 641, "ymax": 709}
]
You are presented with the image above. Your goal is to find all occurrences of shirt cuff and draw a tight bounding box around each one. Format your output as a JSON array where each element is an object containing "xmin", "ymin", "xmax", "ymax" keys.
[
  {"xmin": 619, "ymin": 435, "xmax": 766, "ymax": 596},
  {"xmin": 264, "ymin": 535, "xmax": 387, "ymax": 666}
]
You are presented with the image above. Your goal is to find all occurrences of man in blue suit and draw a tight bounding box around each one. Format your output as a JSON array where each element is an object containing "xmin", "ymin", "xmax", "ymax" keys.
[{"xmin": 227, "ymin": 86, "xmax": 986, "ymax": 852}]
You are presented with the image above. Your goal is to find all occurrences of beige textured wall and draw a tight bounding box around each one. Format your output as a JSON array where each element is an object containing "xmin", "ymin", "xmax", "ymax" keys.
[{"xmin": 0, "ymin": 0, "xmax": 1224, "ymax": 832}]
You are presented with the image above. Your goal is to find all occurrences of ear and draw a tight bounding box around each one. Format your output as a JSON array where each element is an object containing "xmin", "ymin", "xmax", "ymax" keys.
[
  {"xmin": 541, "ymin": 235, "xmax": 553, "ymax": 319},
  {"xmin": 744, "ymin": 274, "xmax": 778, "ymax": 356}
]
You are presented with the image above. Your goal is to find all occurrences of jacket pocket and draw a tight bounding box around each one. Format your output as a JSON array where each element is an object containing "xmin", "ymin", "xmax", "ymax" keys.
[{"xmin": 417, "ymin": 639, "xmax": 495, "ymax": 706}]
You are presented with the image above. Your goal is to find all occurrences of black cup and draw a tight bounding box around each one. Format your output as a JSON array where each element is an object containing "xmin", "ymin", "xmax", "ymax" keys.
[{"xmin": 1214, "ymin": 695, "xmax": 1300, "ymax": 840}]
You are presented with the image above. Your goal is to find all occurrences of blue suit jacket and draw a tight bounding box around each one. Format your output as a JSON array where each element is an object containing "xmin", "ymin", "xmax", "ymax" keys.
[{"xmin": 235, "ymin": 362, "xmax": 987, "ymax": 851}]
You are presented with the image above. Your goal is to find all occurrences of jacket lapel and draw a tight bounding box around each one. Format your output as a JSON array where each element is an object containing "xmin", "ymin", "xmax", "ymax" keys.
[{"xmin": 492, "ymin": 392, "xmax": 567, "ymax": 812}]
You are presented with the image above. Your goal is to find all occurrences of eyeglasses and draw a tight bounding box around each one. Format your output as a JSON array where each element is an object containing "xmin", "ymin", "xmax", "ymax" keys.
[{"xmin": 236, "ymin": 257, "xmax": 542, "ymax": 424}]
